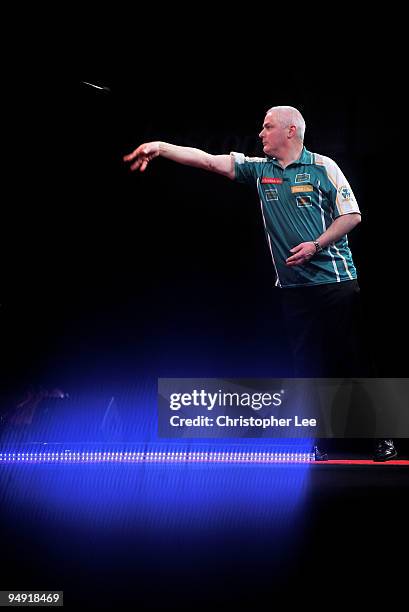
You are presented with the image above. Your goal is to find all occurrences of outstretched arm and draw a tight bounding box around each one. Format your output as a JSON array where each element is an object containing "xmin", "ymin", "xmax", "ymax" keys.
[{"xmin": 123, "ymin": 141, "xmax": 235, "ymax": 179}]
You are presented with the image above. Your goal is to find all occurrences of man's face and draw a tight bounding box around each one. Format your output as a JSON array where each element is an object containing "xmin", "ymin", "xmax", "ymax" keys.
[{"xmin": 259, "ymin": 111, "xmax": 289, "ymax": 157}]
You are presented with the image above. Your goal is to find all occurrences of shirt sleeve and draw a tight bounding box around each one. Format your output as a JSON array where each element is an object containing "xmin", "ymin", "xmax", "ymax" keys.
[
  {"xmin": 332, "ymin": 164, "xmax": 360, "ymax": 218},
  {"xmin": 316, "ymin": 154, "xmax": 361, "ymax": 218},
  {"xmin": 230, "ymin": 152, "xmax": 265, "ymax": 185}
]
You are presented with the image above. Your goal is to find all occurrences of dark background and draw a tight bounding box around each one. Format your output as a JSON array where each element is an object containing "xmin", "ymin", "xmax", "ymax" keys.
[
  {"xmin": 1, "ymin": 65, "xmax": 406, "ymax": 398},
  {"xmin": 1, "ymin": 39, "xmax": 408, "ymax": 610}
]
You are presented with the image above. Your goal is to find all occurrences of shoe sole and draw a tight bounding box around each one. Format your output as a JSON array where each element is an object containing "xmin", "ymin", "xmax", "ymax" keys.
[{"xmin": 373, "ymin": 452, "xmax": 398, "ymax": 462}]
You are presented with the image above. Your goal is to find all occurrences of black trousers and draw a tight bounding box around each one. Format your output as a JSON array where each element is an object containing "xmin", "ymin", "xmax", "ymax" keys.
[{"xmin": 279, "ymin": 279, "xmax": 374, "ymax": 378}]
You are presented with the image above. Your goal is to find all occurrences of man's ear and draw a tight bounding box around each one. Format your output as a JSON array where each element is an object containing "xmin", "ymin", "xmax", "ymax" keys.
[{"xmin": 287, "ymin": 125, "xmax": 297, "ymax": 139}]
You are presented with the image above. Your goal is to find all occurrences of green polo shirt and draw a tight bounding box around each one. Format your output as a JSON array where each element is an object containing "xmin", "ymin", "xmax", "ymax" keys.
[{"xmin": 232, "ymin": 147, "xmax": 360, "ymax": 288}]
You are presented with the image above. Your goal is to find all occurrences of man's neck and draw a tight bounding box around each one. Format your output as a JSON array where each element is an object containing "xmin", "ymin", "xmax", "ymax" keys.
[{"xmin": 276, "ymin": 144, "xmax": 304, "ymax": 169}]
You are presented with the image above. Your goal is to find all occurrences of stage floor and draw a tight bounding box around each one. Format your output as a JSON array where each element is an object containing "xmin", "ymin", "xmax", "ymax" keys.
[{"xmin": 1, "ymin": 458, "xmax": 408, "ymax": 609}]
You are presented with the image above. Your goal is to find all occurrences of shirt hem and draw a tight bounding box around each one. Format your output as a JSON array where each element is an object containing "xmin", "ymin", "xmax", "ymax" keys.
[{"xmin": 278, "ymin": 276, "xmax": 357, "ymax": 289}]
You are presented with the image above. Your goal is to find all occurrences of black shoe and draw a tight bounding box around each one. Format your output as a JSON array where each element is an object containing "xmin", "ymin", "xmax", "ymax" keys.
[
  {"xmin": 373, "ymin": 439, "xmax": 397, "ymax": 462},
  {"xmin": 313, "ymin": 445, "xmax": 328, "ymax": 461}
]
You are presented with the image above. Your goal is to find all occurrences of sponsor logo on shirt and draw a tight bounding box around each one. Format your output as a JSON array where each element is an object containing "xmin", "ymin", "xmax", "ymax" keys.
[
  {"xmin": 291, "ymin": 185, "xmax": 314, "ymax": 194},
  {"xmin": 265, "ymin": 188, "xmax": 279, "ymax": 201},
  {"xmin": 295, "ymin": 173, "xmax": 311, "ymax": 183},
  {"xmin": 261, "ymin": 178, "xmax": 283, "ymax": 184},
  {"xmin": 296, "ymin": 196, "xmax": 312, "ymax": 207},
  {"xmin": 338, "ymin": 185, "xmax": 352, "ymax": 200}
]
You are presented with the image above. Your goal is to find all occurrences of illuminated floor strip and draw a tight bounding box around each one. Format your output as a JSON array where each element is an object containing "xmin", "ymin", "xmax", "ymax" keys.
[
  {"xmin": 0, "ymin": 450, "xmax": 312, "ymax": 464},
  {"xmin": 1, "ymin": 449, "xmax": 407, "ymax": 465},
  {"xmin": 312, "ymin": 459, "xmax": 409, "ymax": 466}
]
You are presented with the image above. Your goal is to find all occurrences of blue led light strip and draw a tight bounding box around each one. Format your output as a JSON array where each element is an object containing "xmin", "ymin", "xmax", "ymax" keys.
[{"xmin": 0, "ymin": 450, "xmax": 312, "ymax": 464}]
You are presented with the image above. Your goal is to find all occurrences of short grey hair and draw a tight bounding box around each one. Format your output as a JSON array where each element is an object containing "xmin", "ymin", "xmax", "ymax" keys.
[{"xmin": 266, "ymin": 105, "xmax": 306, "ymax": 142}]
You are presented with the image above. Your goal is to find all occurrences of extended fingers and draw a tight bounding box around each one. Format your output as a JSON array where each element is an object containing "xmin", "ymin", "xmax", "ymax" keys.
[
  {"xmin": 289, "ymin": 244, "xmax": 303, "ymax": 254},
  {"xmin": 123, "ymin": 150, "xmax": 139, "ymax": 161},
  {"xmin": 128, "ymin": 157, "xmax": 149, "ymax": 172},
  {"xmin": 124, "ymin": 146, "xmax": 151, "ymax": 172},
  {"xmin": 286, "ymin": 250, "xmax": 314, "ymax": 266},
  {"xmin": 123, "ymin": 146, "xmax": 147, "ymax": 162}
]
